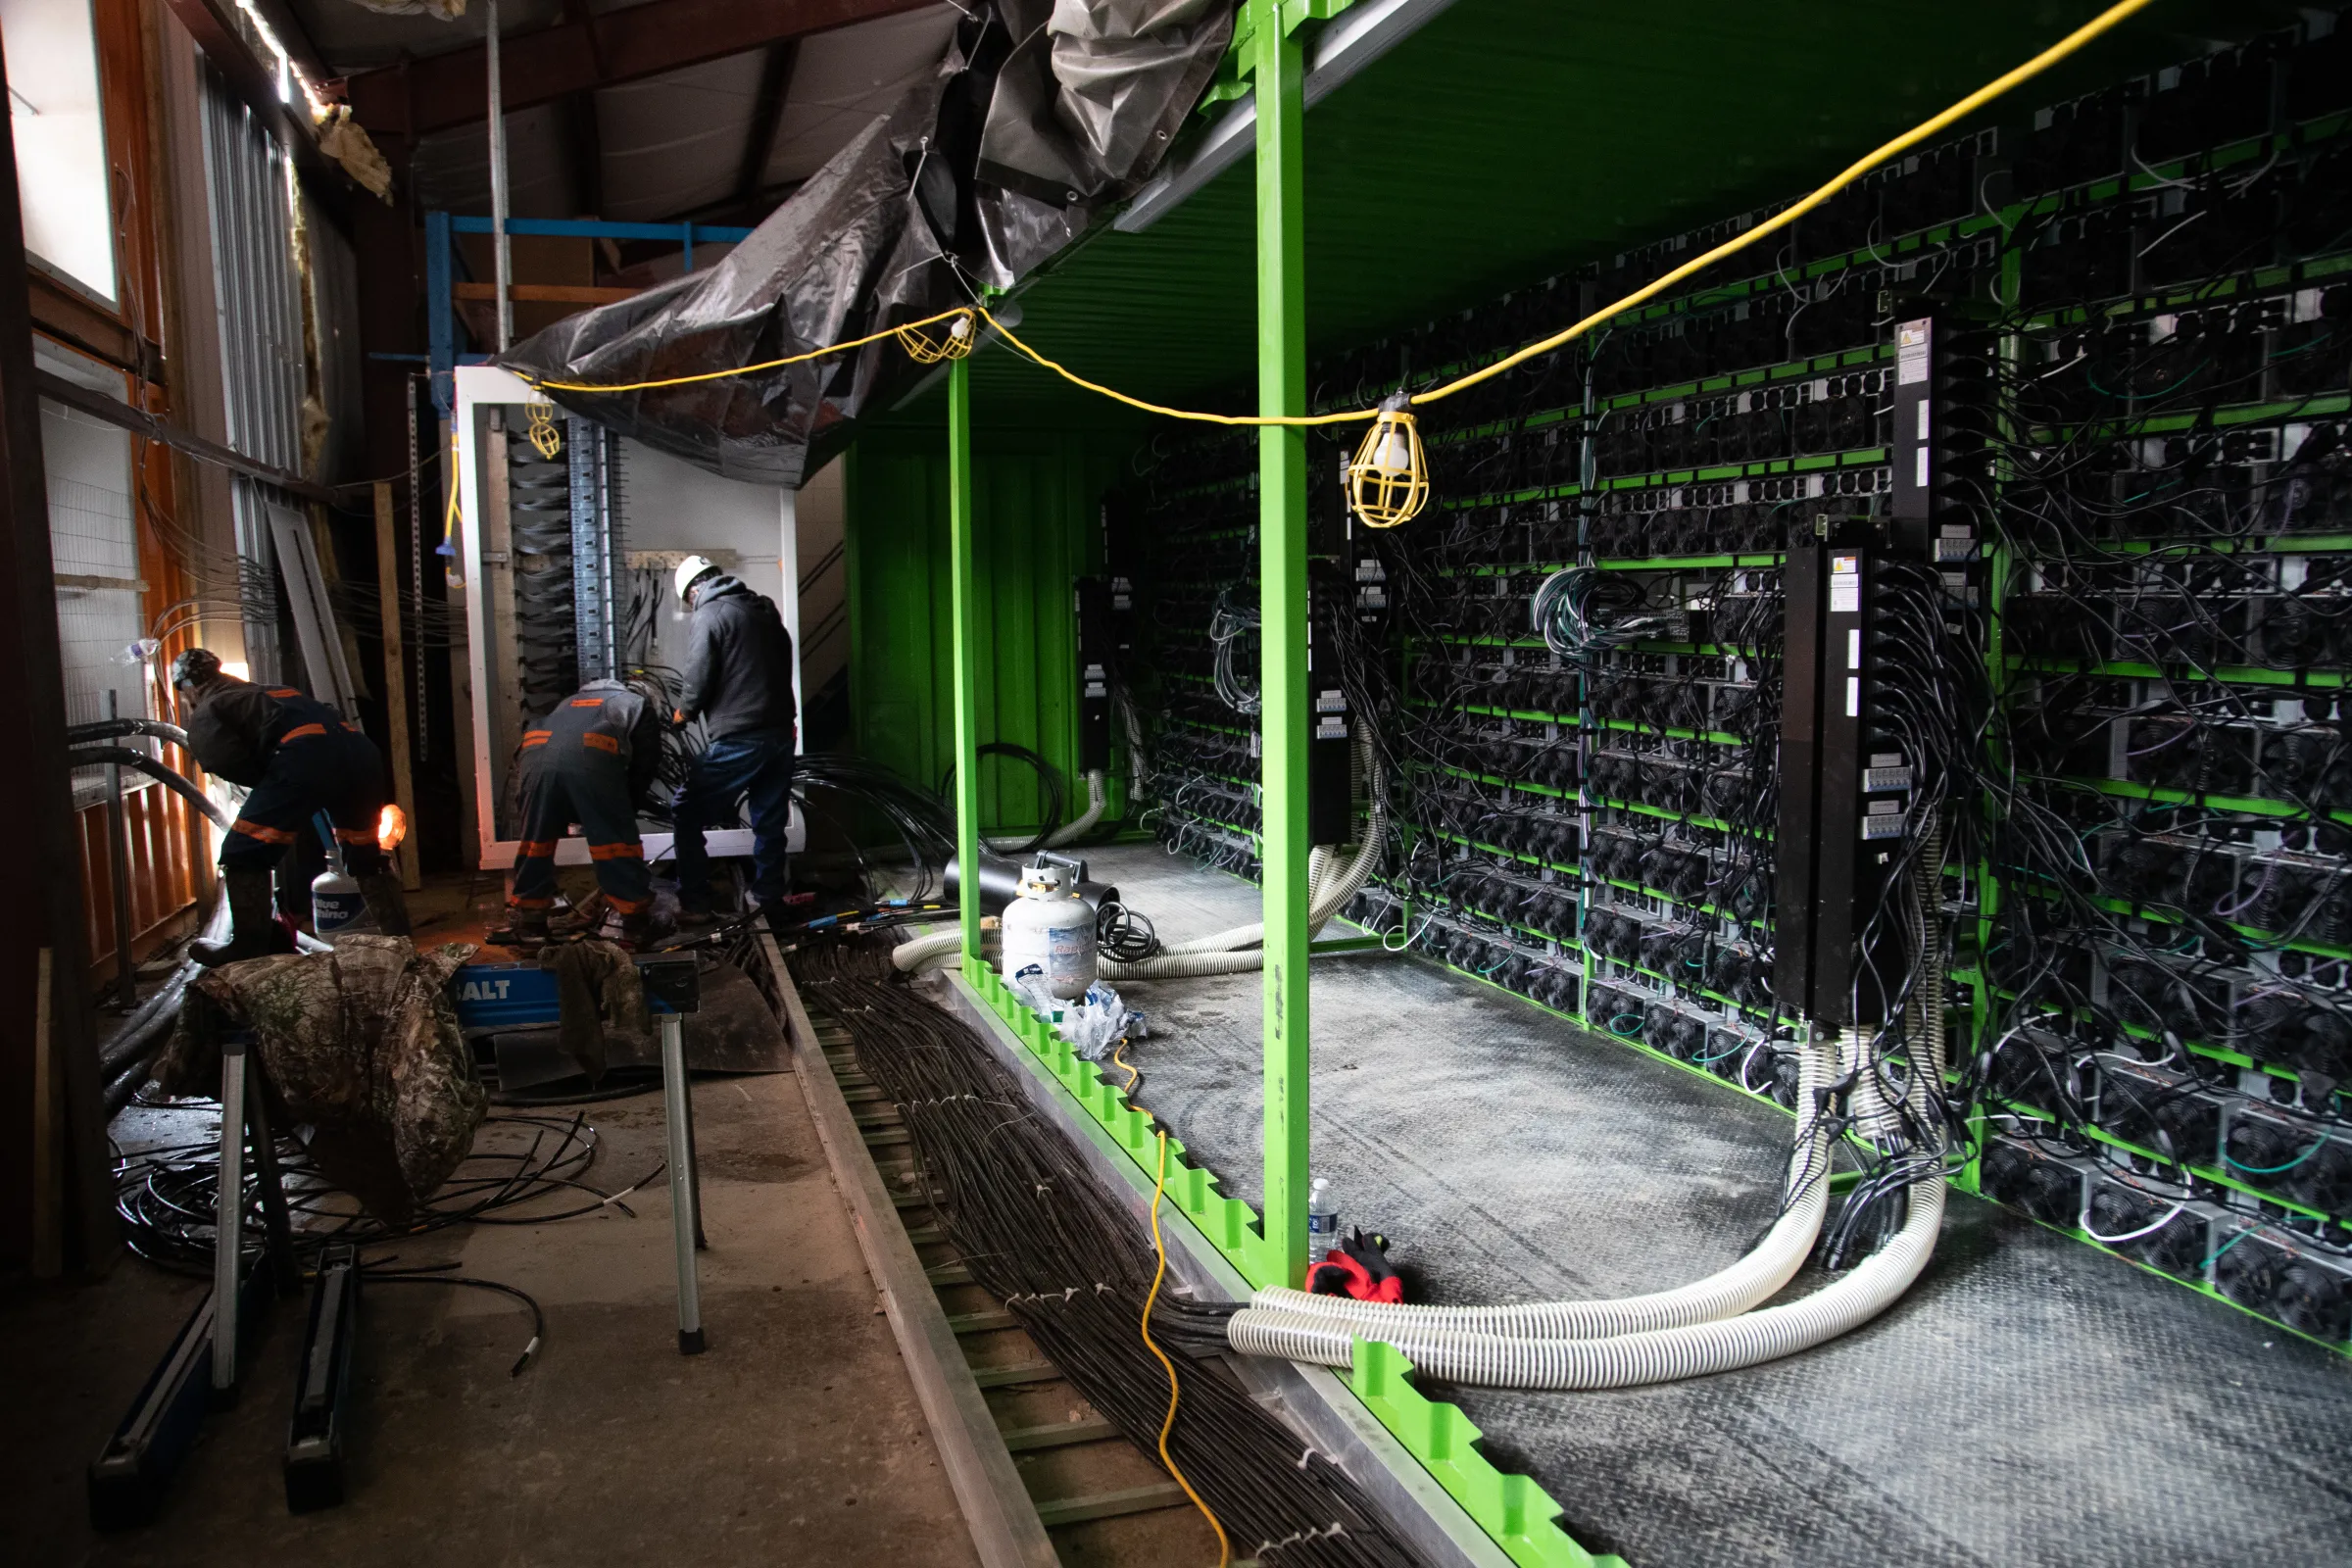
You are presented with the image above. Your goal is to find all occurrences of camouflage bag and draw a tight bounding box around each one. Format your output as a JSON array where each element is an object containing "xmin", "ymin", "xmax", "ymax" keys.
[{"xmin": 158, "ymin": 937, "xmax": 485, "ymax": 1222}]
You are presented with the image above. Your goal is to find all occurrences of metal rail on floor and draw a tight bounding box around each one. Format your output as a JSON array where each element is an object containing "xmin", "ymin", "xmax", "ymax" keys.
[
  {"xmin": 760, "ymin": 932, "xmax": 1232, "ymax": 1562},
  {"xmin": 755, "ymin": 930, "xmax": 1061, "ymax": 1568}
]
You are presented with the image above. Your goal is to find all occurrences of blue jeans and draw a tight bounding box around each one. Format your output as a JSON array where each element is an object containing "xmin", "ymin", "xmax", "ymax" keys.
[{"xmin": 672, "ymin": 727, "xmax": 795, "ymax": 907}]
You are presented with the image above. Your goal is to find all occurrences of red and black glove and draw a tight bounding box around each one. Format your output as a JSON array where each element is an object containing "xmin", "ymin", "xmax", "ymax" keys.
[{"xmin": 1303, "ymin": 1228, "xmax": 1405, "ymax": 1303}]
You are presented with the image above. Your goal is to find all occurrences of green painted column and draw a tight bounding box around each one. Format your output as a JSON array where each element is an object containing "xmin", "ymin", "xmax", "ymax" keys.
[
  {"xmin": 949, "ymin": 355, "xmax": 984, "ymax": 965},
  {"xmin": 1250, "ymin": 0, "xmax": 1312, "ymax": 1292}
]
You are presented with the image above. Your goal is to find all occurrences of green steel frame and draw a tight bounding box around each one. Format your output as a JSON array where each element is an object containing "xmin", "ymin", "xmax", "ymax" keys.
[
  {"xmin": 909, "ymin": 15, "xmax": 2352, "ymax": 1568},
  {"xmin": 950, "ymin": 356, "xmax": 984, "ymax": 967},
  {"xmin": 1248, "ymin": 0, "xmax": 1316, "ymax": 1302},
  {"xmin": 926, "ymin": 5, "xmax": 1637, "ymax": 1558}
]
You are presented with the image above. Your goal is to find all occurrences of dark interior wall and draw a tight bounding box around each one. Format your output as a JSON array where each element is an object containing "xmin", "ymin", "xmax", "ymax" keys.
[{"xmin": 842, "ymin": 421, "xmax": 1131, "ymax": 836}]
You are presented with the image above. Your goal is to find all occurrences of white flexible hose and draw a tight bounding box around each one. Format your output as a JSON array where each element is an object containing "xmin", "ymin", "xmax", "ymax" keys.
[
  {"xmin": 1238, "ymin": 1033, "xmax": 1839, "ymax": 1341},
  {"xmin": 1044, "ymin": 769, "xmax": 1108, "ymax": 849},
  {"xmin": 1232, "ymin": 824, "xmax": 1956, "ymax": 1390},
  {"xmin": 1100, "ymin": 950, "xmax": 1278, "ymax": 980},
  {"xmin": 892, "ymin": 930, "xmax": 963, "ymax": 973},
  {"xmin": 1160, "ymin": 726, "xmax": 1386, "ymax": 956},
  {"xmin": 1228, "ymin": 1177, "xmax": 1945, "ymax": 1389}
]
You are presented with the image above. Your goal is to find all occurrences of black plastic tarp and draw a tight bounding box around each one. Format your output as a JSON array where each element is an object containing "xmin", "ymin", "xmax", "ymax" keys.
[{"xmin": 495, "ymin": 1, "xmax": 1233, "ymax": 487}]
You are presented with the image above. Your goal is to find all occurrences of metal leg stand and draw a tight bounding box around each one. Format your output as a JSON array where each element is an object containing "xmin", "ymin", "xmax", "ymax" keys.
[
  {"xmin": 212, "ymin": 1039, "xmax": 249, "ymax": 1402},
  {"xmin": 244, "ymin": 1071, "xmax": 299, "ymax": 1297},
  {"xmin": 660, "ymin": 1012, "xmax": 706, "ymax": 1353}
]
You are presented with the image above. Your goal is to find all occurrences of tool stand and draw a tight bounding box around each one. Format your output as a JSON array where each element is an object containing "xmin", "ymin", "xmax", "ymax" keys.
[
  {"xmin": 89, "ymin": 1027, "xmax": 300, "ymax": 1531},
  {"xmin": 451, "ymin": 951, "xmax": 707, "ymax": 1351}
]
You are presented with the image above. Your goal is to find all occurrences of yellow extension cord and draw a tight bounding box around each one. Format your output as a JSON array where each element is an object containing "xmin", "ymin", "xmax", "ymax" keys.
[
  {"xmin": 513, "ymin": 0, "xmax": 2154, "ymax": 429},
  {"xmin": 1120, "ymin": 1044, "xmax": 1234, "ymax": 1568}
]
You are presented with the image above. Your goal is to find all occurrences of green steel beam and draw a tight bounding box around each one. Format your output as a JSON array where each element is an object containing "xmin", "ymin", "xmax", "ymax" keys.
[
  {"xmin": 949, "ymin": 356, "xmax": 984, "ymax": 964},
  {"xmin": 1250, "ymin": 0, "xmax": 1313, "ymax": 1294}
]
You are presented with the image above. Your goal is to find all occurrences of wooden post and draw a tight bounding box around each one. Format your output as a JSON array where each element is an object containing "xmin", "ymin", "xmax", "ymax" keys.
[
  {"xmin": 31, "ymin": 950, "xmax": 59, "ymax": 1277},
  {"xmin": 373, "ymin": 481, "xmax": 423, "ymax": 890},
  {"xmin": 0, "ymin": 25, "xmax": 115, "ymax": 1269}
]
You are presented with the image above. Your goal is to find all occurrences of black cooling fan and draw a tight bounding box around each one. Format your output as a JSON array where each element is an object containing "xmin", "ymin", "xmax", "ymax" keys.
[
  {"xmin": 2086, "ymin": 1186, "xmax": 2204, "ymax": 1279},
  {"xmin": 2271, "ymin": 1259, "xmax": 2352, "ymax": 1342}
]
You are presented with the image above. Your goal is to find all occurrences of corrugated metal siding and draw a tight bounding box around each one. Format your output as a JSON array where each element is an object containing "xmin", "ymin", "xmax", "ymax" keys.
[
  {"xmin": 77, "ymin": 781, "xmax": 207, "ymax": 981},
  {"xmin": 844, "ymin": 427, "xmax": 1119, "ymax": 836},
  {"xmin": 198, "ymin": 60, "xmax": 306, "ymax": 682}
]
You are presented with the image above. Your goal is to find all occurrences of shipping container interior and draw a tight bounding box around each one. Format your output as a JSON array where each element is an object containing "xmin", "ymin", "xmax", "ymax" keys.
[{"xmin": 6, "ymin": 2, "xmax": 2351, "ymax": 1565}]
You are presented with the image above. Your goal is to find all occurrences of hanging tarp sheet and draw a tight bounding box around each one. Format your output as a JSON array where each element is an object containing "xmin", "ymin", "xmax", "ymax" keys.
[{"xmin": 495, "ymin": 1, "xmax": 1232, "ymax": 487}]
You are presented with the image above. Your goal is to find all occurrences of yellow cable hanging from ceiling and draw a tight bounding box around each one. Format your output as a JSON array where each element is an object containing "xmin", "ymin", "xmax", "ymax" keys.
[{"xmin": 512, "ymin": 0, "xmax": 2154, "ymax": 486}]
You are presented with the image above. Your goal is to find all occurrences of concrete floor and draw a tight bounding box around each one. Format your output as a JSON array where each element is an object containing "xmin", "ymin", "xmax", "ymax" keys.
[
  {"xmin": 7, "ymin": 870, "xmax": 982, "ymax": 1568},
  {"xmin": 1091, "ymin": 844, "xmax": 2352, "ymax": 1568}
]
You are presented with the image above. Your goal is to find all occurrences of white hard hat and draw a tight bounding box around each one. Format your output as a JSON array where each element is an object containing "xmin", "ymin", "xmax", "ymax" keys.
[{"xmin": 673, "ymin": 555, "xmax": 718, "ymax": 604}]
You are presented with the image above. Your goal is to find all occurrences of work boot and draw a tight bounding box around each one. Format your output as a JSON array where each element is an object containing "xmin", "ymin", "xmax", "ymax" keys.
[
  {"xmin": 359, "ymin": 873, "xmax": 414, "ymax": 937},
  {"xmin": 597, "ymin": 906, "xmax": 652, "ymax": 952},
  {"xmin": 190, "ymin": 867, "xmax": 282, "ymax": 966},
  {"xmin": 491, "ymin": 905, "xmax": 553, "ymax": 950}
]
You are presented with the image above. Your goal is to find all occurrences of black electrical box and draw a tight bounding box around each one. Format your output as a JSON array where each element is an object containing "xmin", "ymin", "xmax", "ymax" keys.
[
  {"xmin": 1075, "ymin": 576, "xmax": 1115, "ymax": 773},
  {"xmin": 1307, "ymin": 569, "xmax": 1355, "ymax": 847},
  {"xmin": 1774, "ymin": 527, "xmax": 1912, "ymax": 1025}
]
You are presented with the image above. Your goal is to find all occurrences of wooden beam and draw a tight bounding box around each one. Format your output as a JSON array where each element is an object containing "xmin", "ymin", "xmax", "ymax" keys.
[
  {"xmin": 32, "ymin": 368, "xmax": 344, "ymax": 506},
  {"xmin": 737, "ymin": 40, "xmax": 801, "ymax": 205},
  {"xmin": 559, "ymin": 0, "xmax": 604, "ymax": 219},
  {"xmin": 761, "ymin": 932, "xmax": 1061, "ymax": 1568},
  {"xmin": 452, "ymin": 281, "xmax": 644, "ymax": 306},
  {"xmin": 27, "ymin": 270, "xmax": 164, "ymax": 384},
  {"xmin": 347, "ymin": 0, "xmax": 938, "ymax": 138},
  {"xmin": 372, "ymin": 484, "xmax": 423, "ymax": 891}
]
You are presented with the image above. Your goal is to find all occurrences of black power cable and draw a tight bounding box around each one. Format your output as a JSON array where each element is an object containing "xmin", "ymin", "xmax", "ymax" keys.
[
  {"xmin": 796, "ymin": 936, "xmax": 1423, "ymax": 1568},
  {"xmin": 939, "ymin": 741, "xmax": 1065, "ymax": 857}
]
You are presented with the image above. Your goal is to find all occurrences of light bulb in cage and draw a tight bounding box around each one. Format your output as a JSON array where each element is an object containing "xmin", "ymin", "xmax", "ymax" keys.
[{"xmin": 1346, "ymin": 393, "xmax": 1428, "ymax": 529}]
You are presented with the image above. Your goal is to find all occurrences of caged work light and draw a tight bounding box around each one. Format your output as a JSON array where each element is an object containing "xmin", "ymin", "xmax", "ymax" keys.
[
  {"xmin": 898, "ymin": 310, "xmax": 976, "ymax": 365},
  {"xmin": 1346, "ymin": 392, "xmax": 1429, "ymax": 528}
]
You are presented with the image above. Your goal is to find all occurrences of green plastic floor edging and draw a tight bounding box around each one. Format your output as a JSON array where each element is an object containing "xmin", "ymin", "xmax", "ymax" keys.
[{"xmin": 957, "ymin": 960, "xmax": 1621, "ymax": 1568}]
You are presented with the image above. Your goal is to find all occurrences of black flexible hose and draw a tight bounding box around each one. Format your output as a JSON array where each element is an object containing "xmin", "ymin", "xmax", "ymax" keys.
[
  {"xmin": 69, "ymin": 717, "xmax": 191, "ymax": 749},
  {"xmin": 67, "ymin": 747, "xmax": 231, "ymax": 829}
]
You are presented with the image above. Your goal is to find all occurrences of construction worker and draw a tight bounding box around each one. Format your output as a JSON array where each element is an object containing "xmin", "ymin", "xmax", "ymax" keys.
[
  {"xmin": 669, "ymin": 555, "xmax": 797, "ymax": 926},
  {"xmin": 500, "ymin": 676, "xmax": 665, "ymax": 949},
  {"xmin": 170, "ymin": 648, "xmax": 410, "ymax": 964}
]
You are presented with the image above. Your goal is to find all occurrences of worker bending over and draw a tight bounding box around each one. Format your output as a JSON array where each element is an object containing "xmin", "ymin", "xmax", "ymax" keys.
[
  {"xmin": 503, "ymin": 677, "xmax": 664, "ymax": 949},
  {"xmin": 171, "ymin": 649, "xmax": 409, "ymax": 964},
  {"xmin": 670, "ymin": 556, "xmax": 796, "ymax": 926}
]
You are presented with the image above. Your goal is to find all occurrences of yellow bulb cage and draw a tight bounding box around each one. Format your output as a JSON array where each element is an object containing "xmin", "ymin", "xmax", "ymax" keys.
[
  {"xmin": 896, "ymin": 310, "xmax": 978, "ymax": 366},
  {"xmin": 1345, "ymin": 395, "xmax": 1428, "ymax": 529}
]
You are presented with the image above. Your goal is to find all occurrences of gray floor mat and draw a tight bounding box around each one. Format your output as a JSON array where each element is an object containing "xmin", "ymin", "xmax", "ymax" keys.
[{"xmin": 1092, "ymin": 845, "xmax": 2352, "ymax": 1568}]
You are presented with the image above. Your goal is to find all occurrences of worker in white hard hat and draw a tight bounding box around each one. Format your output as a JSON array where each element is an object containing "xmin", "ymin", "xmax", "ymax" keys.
[{"xmin": 668, "ymin": 555, "xmax": 797, "ymax": 927}]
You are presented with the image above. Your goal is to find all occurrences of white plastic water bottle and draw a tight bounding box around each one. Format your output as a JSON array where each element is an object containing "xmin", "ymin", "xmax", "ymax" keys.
[{"xmin": 1305, "ymin": 1178, "xmax": 1340, "ymax": 1264}]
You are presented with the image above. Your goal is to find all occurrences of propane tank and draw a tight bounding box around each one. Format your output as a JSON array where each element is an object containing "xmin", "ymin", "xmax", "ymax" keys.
[
  {"xmin": 999, "ymin": 861, "xmax": 1098, "ymax": 1000},
  {"xmin": 311, "ymin": 863, "xmax": 374, "ymax": 942}
]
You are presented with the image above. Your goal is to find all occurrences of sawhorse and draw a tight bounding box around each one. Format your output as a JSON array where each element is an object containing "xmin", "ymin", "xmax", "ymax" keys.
[{"xmin": 448, "ymin": 952, "xmax": 708, "ymax": 1351}]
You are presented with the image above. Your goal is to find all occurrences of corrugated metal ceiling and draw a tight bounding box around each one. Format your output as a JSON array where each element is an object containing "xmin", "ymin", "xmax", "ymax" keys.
[
  {"xmin": 943, "ymin": 0, "xmax": 2266, "ymax": 425},
  {"xmin": 297, "ymin": 0, "xmax": 958, "ymax": 223}
]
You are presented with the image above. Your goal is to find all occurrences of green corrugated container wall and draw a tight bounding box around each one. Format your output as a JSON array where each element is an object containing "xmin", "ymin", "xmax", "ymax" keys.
[{"xmin": 842, "ymin": 422, "xmax": 1131, "ymax": 840}]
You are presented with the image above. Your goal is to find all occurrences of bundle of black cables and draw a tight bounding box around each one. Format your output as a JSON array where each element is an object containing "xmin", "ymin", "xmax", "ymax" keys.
[
  {"xmin": 795, "ymin": 937, "xmax": 1422, "ymax": 1567},
  {"xmin": 792, "ymin": 752, "xmax": 961, "ymax": 899},
  {"xmin": 1096, "ymin": 897, "xmax": 1161, "ymax": 961},
  {"xmin": 113, "ymin": 1109, "xmax": 655, "ymax": 1373},
  {"xmin": 939, "ymin": 741, "xmax": 1064, "ymax": 856}
]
